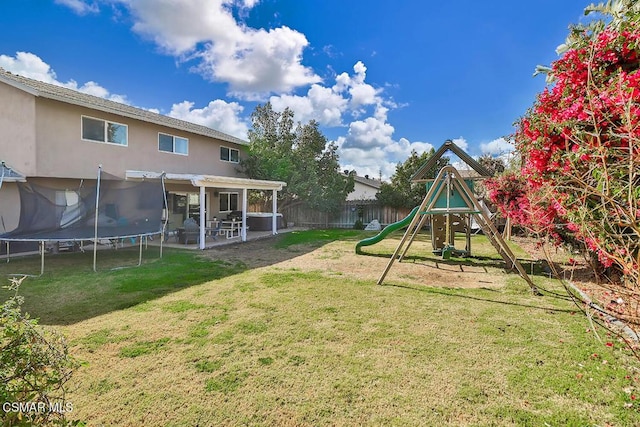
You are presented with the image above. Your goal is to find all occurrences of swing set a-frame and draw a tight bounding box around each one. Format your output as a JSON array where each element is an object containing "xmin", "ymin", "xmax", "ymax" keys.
[{"xmin": 375, "ymin": 140, "xmax": 538, "ymax": 294}]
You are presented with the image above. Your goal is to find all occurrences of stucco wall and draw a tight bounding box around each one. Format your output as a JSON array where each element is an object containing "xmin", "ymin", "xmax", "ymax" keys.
[
  {"xmin": 33, "ymin": 98, "xmax": 246, "ymax": 179},
  {"xmin": 0, "ymin": 82, "xmax": 36, "ymax": 175},
  {"xmin": 0, "ymin": 182, "xmax": 21, "ymax": 233}
]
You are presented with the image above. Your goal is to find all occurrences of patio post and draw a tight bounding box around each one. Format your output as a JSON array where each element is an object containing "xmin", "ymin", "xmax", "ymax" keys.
[
  {"xmin": 199, "ymin": 185, "xmax": 205, "ymax": 249},
  {"xmin": 272, "ymin": 189, "xmax": 278, "ymax": 235},
  {"xmin": 241, "ymin": 188, "xmax": 247, "ymax": 242}
]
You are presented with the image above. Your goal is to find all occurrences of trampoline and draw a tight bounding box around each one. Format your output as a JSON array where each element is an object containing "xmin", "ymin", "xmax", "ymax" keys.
[{"xmin": 0, "ymin": 166, "xmax": 167, "ymax": 275}]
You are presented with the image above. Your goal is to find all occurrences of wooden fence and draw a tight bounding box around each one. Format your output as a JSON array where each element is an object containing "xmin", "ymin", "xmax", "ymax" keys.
[{"xmin": 249, "ymin": 200, "xmax": 412, "ymax": 229}]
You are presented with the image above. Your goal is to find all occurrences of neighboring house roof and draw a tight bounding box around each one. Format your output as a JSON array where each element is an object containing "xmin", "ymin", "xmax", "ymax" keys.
[
  {"xmin": 456, "ymin": 168, "xmax": 482, "ymax": 179},
  {"xmin": 0, "ymin": 67, "xmax": 247, "ymax": 146},
  {"xmin": 353, "ymin": 175, "xmax": 382, "ymax": 190}
]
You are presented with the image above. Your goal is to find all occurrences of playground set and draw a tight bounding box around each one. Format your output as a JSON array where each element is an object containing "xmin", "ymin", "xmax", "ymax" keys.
[{"xmin": 355, "ymin": 140, "xmax": 537, "ymax": 292}]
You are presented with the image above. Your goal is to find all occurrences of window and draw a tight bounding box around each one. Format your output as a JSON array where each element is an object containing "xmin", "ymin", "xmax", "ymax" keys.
[
  {"xmin": 81, "ymin": 116, "xmax": 127, "ymax": 146},
  {"xmin": 220, "ymin": 146, "xmax": 239, "ymax": 163},
  {"xmin": 159, "ymin": 133, "xmax": 188, "ymax": 155},
  {"xmin": 219, "ymin": 192, "xmax": 238, "ymax": 212}
]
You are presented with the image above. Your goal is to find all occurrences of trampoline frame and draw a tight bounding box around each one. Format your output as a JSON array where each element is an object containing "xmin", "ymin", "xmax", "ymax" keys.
[{"xmin": 0, "ymin": 166, "xmax": 168, "ymax": 276}]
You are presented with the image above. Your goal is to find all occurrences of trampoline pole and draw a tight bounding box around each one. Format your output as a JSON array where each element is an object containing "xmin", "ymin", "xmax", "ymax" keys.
[
  {"xmin": 40, "ymin": 241, "xmax": 45, "ymax": 276},
  {"xmin": 138, "ymin": 236, "xmax": 143, "ymax": 266},
  {"xmin": 160, "ymin": 172, "xmax": 167, "ymax": 259},
  {"xmin": 93, "ymin": 165, "xmax": 102, "ymax": 272},
  {"xmin": 6, "ymin": 241, "xmax": 9, "ymax": 263}
]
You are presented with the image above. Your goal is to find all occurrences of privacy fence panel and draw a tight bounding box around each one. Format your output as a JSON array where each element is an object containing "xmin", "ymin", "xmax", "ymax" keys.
[{"xmin": 249, "ymin": 200, "xmax": 411, "ymax": 229}]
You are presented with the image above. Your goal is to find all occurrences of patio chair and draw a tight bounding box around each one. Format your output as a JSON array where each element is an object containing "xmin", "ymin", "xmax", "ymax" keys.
[
  {"xmin": 179, "ymin": 218, "xmax": 200, "ymax": 245},
  {"xmin": 209, "ymin": 221, "xmax": 222, "ymax": 240}
]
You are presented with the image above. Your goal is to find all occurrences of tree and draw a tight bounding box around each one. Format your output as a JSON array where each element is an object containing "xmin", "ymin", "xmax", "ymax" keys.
[
  {"xmin": 488, "ymin": 2, "xmax": 639, "ymax": 308},
  {"xmin": 376, "ymin": 149, "xmax": 449, "ymax": 209},
  {"xmin": 1, "ymin": 277, "xmax": 78, "ymax": 426},
  {"xmin": 478, "ymin": 154, "xmax": 506, "ymax": 176},
  {"xmin": 242, "ymin": 103, "xmax": 354, "ymax": 214}
]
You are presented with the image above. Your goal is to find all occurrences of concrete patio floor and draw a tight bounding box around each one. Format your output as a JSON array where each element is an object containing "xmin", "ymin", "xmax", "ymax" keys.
[{"xmin": 157, "ymin": 226, "xmax": 304, "ymax": 250}]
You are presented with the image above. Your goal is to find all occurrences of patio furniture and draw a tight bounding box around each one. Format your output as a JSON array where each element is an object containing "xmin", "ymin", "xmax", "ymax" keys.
[
  {"xmin": 220, "ymin": 220, "xmax": 242, "ymax": 239},
  {"xmin": 208, "ymin": 221, "xmax": 222, "ymax": 240},
  {"xmin": 178, "ymin": 218, "xmax": 200, "ymax": 244}
]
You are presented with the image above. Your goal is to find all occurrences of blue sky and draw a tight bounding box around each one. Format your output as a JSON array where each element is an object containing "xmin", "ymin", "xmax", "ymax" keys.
[{"xmin": 0, "ymin": 1, "xmax": 592, "ymax": 178}]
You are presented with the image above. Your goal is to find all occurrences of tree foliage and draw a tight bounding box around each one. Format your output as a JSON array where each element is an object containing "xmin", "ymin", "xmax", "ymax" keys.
[
  {"xmin": 478, "ymin": 154, "xmax": 506, "ymax": 176},
  {"xmin": 376, "ymin": 149, "xmax": 449, "ymax": 209},
  {"xmin": 487, "ymin": 2, "xmax": 639, "ymax": 297},
  {"xmin": 242, "ymin": 103, "xmax": 354, "ymax": 214},
  {"xmin": 1, "ymin": 277, "xmax": 79, "ymax": 426}
]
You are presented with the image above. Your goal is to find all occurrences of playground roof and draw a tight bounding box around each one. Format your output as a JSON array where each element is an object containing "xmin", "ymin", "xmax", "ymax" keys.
[{"xmin": 411, "ymin": 140, "xmax": 493, "ymax": 182}]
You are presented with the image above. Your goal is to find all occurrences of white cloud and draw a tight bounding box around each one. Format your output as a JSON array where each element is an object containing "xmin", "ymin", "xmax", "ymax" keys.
[
  {"xmin": 55, "ymin": 0, "xmax": 99, "ymax": 15},
  {"xmin": 168, "ymin": 100, "xmax": 249, "ymax": 140},
  {"xmin": 0, "ymin": 51, "xmax": 59, "ymax": 83},
  {"xmin": 85, "ymin": 0, "xmax": 321, "ymax": 98},
  {"xmin": 332, "ymin": 61, "xmax": 381, "ymax": 113},
  {"xmin": 269, "ymin": 60, "xmax": 388, "ymax": 130},
  {"xmin": 0, "ymin": 51, "xmax": 128, "ymax": 103},
  {"xmin": 336, "ymin": 113, "xmax": 435, "ymax": 181},
  {"xmin": 343, "ymin": 116, "xmax": 395, "ymax": 149},
  {"xmin": 480, "ymin": 137, "xmax": 514, "ymax": 155},
  {"xmin": 337, "ymin": 143, "xmax": 395, "ymax": 180},
  {"xmin": 450, "ymin": 137, "xmax": 468, "ymax": 152},
  {"xmin": 269, "ymin": 83, "xmax": 347, "ymax": 127}
]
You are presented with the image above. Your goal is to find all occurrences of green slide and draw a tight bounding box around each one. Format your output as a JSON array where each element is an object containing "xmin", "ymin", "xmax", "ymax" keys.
[{"xmin": 355, "ymin": 206, "xmax": 420, "ymax": 254}]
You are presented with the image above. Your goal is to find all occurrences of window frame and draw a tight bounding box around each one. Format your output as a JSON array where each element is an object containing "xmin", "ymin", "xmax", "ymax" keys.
[
  {"xmin": 220, "ymin": 146, "xmax": 240, "ymax": 163},
  {"xmin": 219, "ymin": 192, "xmax": 239, "ymax": 212},
  {"xmin": 81, "ymin": 115, "xmax": 128, "ymax": 146},
  {"xmin": 158, "ymin": 132, "xmax": 189, "ymax": 155}
]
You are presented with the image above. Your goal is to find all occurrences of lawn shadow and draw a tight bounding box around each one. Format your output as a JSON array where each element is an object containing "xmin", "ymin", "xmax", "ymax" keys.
[
  {"xmin": 357, "ymin": 248, "xmax": 557, "ymax": 279},
  {"xmin": 0, "ymin": 231, "xmax": 358, "ymax": 326},
  {"xmin": 386, "ymin": 281, "xmax": 576, "ymax": 314}
]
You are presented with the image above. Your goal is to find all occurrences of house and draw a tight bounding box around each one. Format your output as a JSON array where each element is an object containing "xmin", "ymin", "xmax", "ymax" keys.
[
  {"xmin": 0, "ymin": 68, "xmax": 286, "ymax": 250},
  {"xmin": 347, "ymin": 174, "xmax": 382, "ymax": 201}
]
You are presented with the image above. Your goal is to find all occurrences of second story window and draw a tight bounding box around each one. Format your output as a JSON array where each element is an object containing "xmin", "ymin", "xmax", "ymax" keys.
[
  {"xmin": 220, "ymin": 146, "xmax": 239, "ymax": 163},
  {"xmin": 81, "ymin": 116, "xmax": 127, "ymax": 146},
  {"xmin": 159, "ymin": 133, "xmax": 188, "ymax": 155}
]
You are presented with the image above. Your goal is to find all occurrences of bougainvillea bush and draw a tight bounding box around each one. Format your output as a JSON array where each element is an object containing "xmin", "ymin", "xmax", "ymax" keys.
[{"xmin": 488, "ymin": 9, "xmax": 639, "ymax": 324}]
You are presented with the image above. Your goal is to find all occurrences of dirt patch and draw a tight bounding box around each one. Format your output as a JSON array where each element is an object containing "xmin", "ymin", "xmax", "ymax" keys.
[{"xmin": 201, "ymin": 236, "xmax": 512, "ymax": 289}]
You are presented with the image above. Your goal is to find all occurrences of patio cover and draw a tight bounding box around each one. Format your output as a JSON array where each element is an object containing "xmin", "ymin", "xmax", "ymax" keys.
[
  {"xmin": 0, "ymin": 161, "xmax": 26, "ymax": 185},
  {"xmin": 126, "ymin": 170, "xmax": 287, "ymax": 248}
]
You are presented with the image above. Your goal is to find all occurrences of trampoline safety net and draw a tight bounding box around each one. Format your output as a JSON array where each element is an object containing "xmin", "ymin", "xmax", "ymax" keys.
[{"xmin": 0, "ymin": 179, "xmax": 165, "ymax": 242}]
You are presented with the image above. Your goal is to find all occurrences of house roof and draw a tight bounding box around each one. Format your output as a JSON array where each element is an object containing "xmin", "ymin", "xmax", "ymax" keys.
[
  {"xmin": 353, "ymin": 175, "xmax": 382, "ymax": 189},
  {"xmin": 0, "ymin": 68, "xmax": 248, "ymax": 146},
  {"xmin": 411, "ymin": 139, "xmax": 493, "ymax": 181}
]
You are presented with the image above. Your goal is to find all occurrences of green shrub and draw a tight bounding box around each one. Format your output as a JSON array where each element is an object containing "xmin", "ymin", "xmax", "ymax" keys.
[
  {"xmin": 353, "ymin": 219, "xmax": 364, "ymax": 230},
  {"xmin": 1, "ymin": 276, "xmax": 79, "ymax": 426}
]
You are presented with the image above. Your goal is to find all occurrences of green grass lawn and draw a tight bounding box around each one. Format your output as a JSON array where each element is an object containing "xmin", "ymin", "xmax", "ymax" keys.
[{"xmin": 2, "ymin": 230, "xmax": 639, "ymax": 426}]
